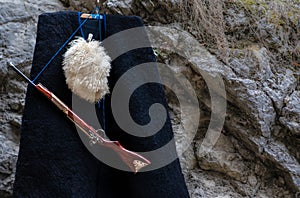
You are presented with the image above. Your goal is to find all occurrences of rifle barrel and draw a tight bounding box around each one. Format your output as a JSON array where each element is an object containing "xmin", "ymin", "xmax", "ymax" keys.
[
  {"xmin": 9, "ymin": 62, "xmax": 35, "ymax": 86},
  {"xmin": 8, "ymin": 62, "xmax": 151, "ymax": 172}
]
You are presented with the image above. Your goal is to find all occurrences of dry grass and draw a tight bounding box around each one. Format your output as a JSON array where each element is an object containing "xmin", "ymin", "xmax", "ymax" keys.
[
  {"xmin": 181, "ymin": 0, "xmax": 229, "ymax": 62},
  {"xmin": 180, "ymin": 0, "xmax": 300, "ymax": 65}
]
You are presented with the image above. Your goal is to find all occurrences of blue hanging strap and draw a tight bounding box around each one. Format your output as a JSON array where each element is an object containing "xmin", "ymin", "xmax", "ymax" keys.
[
  {"xmin": 98, "ymin": 14, "xmax": 102, "ymax": 41},
  {"xmin": 32, "ymin": 17, "xmax": 89, "ymax": 83},
  {"xmin": 96, "ymin": 13, "xmax": 107, "ymax": 132},
  {"xmin": 103, "ymin": 14, "xmax": 107, "ymax": 38},
  {"xmin": 78, "ymin": 10, "xmax": 108, "ymax": 132},
  {"xmin": 102, "ymin": 14, "xmax": 107, "ymax": 132},
  {"xmin": 32, "ymin": 7, "xmax": 108, "ymax": 132},
  {"xmin": 32, "ymin": 7, "xmax": 99, "ymax": 83}
]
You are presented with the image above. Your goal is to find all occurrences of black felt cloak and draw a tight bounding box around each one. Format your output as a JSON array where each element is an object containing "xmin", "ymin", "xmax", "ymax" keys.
[{"xmin": 13, "ymin": 11, "xmax": 189, "ymax": 198}]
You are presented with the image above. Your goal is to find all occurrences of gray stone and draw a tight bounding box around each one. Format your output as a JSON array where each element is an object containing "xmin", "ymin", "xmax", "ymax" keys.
[
  {"xmin": 196, "ymin": 134, "xmax": 249, "ymax": 183},
  {"xmin": 0, "ymin": 1, "xmax": 30, "ymax": 25},
  {"xmin": 146, "ymin": 23, "xmax": 298, "ymax": 194},
  {"xmin": 248, "ymin": 175, "xmax": 258, "ymax": 187},
  {"xmin": 0, "ymin": 135, "xmax": 18, "ymax": 196},
  {"xmin": 0, "ymin": 64, "xmax": 8, "ymax": 91},
  {"xmin": 280, "ymin": 91, "xmax": 300, "ymax": 135},
  {"xmin": 106, "ymin": 0, "xmax": 134, "ymax": 15}
]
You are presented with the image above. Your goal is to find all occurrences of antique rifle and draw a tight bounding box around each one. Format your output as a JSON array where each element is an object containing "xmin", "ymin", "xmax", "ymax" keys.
[{"xmin": 9, "ymin": 62, "xmax": 150, "ymax": 173}]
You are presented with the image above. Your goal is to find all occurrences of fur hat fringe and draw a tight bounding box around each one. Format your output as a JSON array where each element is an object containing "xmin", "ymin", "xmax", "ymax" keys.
[{"xmin": 63, "ymin": 34, "xmax": 111, "ymax": 103}]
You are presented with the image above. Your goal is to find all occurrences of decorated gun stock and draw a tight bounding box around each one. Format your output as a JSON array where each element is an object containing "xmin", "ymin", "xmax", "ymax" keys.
[{"xmin": 9, "ymin": 62, "xmax": 150, "ymax": 173}]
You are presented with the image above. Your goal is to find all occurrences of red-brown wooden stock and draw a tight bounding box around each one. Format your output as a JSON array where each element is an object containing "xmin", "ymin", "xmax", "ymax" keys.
[{"xmin": 35, "ymin": 83, "xmax": 150, "ymax": 173}]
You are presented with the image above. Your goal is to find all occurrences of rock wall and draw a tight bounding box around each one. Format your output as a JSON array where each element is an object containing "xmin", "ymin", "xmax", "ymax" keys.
[{"xmin": 0, "ymin": 0, "xmax": 299, "ymax": 197}]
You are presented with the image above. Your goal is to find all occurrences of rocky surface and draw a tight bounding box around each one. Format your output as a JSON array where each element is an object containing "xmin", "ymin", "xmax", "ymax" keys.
[{"xmin": 1, "ymin": 0, "xmax": 299, "ymax": 197}]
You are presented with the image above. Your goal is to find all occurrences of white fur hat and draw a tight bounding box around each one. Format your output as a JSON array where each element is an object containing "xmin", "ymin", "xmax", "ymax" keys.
[{"xmin": 63, "ymin": 34, "xmax": 111, "ymax": 103}]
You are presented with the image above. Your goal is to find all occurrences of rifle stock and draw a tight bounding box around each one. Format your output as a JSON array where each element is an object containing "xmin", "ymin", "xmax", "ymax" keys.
[
  {"xmin": 36, "ymin": 83, "xmax": 150, "ymax": 173},
  {"xmin": 9, "ymin": 62, "xmax": 150, "ymax": 173}
]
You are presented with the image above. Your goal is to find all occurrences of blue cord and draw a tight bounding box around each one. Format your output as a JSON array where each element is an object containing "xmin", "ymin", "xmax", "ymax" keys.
[
  {"xmin": 98, "ymin": 14, "xmax": 107, "ymax": 132},
  {"xmin": 33, "ymin": 9, "xmax": 108, "ymax": 132},
  {"xmin": 78, "ymin": 11, "xmax": 107, "ymax": 132},
  {"xmin": 103, "ymin": 14, "xmax": 107, "ymax": 132},
  {"xmin": 98, "ymin": 15, "xmax": 102, "ymax": 41},
  {"xmin": 32, "ymin": 8, "xmax": 99, "ymax": 83},
  {"xmin": 32, "ymin": 17, "xmax": 89, "ymax": 83},
  {"xmin": 103, "ymin": 14, "xmax": 107, "ymax": 38}
]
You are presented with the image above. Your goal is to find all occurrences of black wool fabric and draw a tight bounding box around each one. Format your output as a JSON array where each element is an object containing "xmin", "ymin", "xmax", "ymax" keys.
[{"xmin": 13, "ymin": 11, "xmax": 190, "ymax": 198}]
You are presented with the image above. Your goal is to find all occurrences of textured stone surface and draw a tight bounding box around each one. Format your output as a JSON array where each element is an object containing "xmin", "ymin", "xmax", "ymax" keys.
[
  {"xmin": 147, "ymin": 24, "xmax": 299, "ymax": 196},
  {"xmin": 1, "ymin": 0, "xmax": 300, "ymax": 197},
  {"xmin": 280, "ymin": 91, "xmax": 300, "ymax": 135}
]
